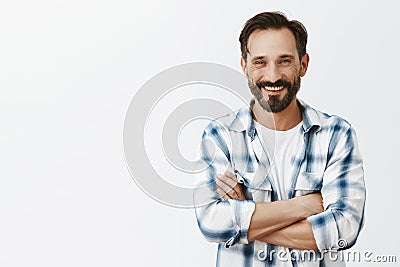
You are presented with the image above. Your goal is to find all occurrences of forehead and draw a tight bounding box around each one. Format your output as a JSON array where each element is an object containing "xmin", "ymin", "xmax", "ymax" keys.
[{"xmin": 247, "ymin": 28, "xmax": 298, "ymax": 59}]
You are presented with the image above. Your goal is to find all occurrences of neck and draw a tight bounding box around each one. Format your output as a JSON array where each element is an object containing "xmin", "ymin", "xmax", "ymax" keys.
[{"xmin": 252, "ymin": 98, "xmax": 302, "ymax": 131}]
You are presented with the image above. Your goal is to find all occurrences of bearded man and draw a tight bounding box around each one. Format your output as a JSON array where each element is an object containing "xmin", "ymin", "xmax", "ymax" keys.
[{"xmin": 194, "ymin": 11, "xmax": 366, "ymax": 267}]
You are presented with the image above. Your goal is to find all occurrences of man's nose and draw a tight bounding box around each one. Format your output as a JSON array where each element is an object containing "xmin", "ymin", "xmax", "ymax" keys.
[{"xmin": 263, "ymin": 64, "xmax": 282, "ymax": 83}]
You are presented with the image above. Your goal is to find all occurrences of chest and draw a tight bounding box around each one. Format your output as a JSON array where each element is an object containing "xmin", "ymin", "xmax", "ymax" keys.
[{"xmin": 229, "ymin": 129, "xmax": 327, "ymax": 201}]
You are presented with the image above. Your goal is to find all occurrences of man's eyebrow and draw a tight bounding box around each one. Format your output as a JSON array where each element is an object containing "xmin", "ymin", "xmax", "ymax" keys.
[
  {"xmin": 250, "ymin": 55, "xmax": 266, "ymax": 61},
  {"xmin": 250, "ymin": 54, "xmax": 295, "ymax": 61},
  {"xmin": 279, "ymin": 54, "xmax": 295, "ymax": 59}
]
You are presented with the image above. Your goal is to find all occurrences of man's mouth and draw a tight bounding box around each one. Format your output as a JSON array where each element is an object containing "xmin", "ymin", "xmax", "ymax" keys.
[{"xmin": 262, "ymin": 86, "xmax": 285, "ymax": 92}]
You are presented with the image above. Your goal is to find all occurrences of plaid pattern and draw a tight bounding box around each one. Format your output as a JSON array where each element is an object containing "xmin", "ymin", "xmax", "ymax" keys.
[{"xmin": 194, "ymin": 99, "xmax": 366, "ymax": 267}]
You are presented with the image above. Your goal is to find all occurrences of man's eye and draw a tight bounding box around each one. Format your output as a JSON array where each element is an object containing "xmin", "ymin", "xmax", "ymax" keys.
[
  {"xmin": 279, "ymin": 59, "xmax": 291, "ymax": 64},
  {"xmin": 255, "ymin": 60, "xmax": 265, "ymax": 65}
]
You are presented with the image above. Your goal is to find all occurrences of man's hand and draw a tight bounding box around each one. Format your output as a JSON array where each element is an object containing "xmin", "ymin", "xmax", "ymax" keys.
[
  {"xmin": 215, "ymin": 172, "xmax": 324, "ymax": 249},
  {"xmin": 216, "ymin": 171, "xmax": 246, "ymax": 200}
]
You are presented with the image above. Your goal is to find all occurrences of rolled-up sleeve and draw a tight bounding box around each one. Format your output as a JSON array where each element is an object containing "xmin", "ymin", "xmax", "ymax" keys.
[
  {"xmin": 194, "ymin": 123, "xmax": 255, "ymax": 248},
  {"xmin": 307, "ymin": 125, "xmax": 366, "ymax": 251}
]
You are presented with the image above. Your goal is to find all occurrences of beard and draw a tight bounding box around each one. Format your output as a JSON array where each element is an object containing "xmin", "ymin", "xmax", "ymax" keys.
[{"xmin": 249, "ymin": 75, "xmax": 301, "ymax": 113}]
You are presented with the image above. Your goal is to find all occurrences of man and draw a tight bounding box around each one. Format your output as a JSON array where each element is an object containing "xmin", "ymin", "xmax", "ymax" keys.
[{"xmin": 194, "ymin": 12, "xmax": 366, "ymax": 266}]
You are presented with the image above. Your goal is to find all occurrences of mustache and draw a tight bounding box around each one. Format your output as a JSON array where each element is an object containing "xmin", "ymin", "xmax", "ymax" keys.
[{"xmin": 255, "ymin": 79, "xmax": 291, "ymax": 89}]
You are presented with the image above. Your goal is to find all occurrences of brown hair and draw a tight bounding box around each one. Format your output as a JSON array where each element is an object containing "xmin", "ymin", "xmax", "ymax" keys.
[{"xmin": 239, "ymin": 11, "xmax": 308, "ymax": 61}]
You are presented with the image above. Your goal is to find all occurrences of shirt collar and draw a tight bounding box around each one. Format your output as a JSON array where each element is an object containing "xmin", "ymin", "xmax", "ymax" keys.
[
  {"xmin": 229, "ymin": 98, "xmax": 321, "ymax": 137},
  {"xmin": 229, "ymin": 103, "xmax": 256, "ymax": 139},
  {"xmin": 297, "ymin": 99, "xmax": 321, "ymax": 133}
]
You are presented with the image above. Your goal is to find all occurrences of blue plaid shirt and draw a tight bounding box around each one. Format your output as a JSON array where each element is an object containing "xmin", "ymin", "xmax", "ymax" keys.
[{"xmin": 194, "ymin": 99, "xmax": 366, "ymax": 266}]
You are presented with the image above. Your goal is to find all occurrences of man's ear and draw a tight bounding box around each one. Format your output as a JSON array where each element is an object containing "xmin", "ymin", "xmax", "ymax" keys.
[
  {"xmin": 240, "ymin": 57, "xmax": 248, "ymax": 77},
  {"xmin": 300, "ymin": 53, "xmax": 310, "ymax": 77}
]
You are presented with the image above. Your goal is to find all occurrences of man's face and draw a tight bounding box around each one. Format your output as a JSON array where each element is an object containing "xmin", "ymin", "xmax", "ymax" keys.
[{"xmin": 241, "ymin": 28, "xmax": 309, "ymax": 113}]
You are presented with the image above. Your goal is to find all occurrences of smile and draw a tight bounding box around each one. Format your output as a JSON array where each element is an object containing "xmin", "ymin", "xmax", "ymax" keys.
[{"xmin": 262, "ymin": 86, "xmax": 284, "ymax": 91}]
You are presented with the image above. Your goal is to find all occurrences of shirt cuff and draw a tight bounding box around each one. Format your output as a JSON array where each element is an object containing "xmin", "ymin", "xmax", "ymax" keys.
[
  {"xmin": 307, "ymin": 209, "xmax": 339, "ymax": 251},
  {"xmin": 225, "ymin": 199, "xmax": 255, "ymax": 247}
]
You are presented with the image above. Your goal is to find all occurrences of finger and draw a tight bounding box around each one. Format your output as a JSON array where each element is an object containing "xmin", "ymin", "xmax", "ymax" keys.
[
  {"xmin": 217, "ymin": 187, "xmax": 232, "ymax": 200},
  {"xmin": 225, "ymin": 172, "xmax": 241, "ymax": 187},
  {"xmin": 218, "ymin": 183, "xmax": 245, "ymax": 200},
  {"xmin": 218, "ymin": 174, "xmax": 238, "ymax": 189},
  {"xmin": 216, "ymin": 179, "xmax": 237, "ymax": 197},
  {"xmin": 224, "ymin": 171, "xmax": 237, "ymax": 181},
  {"xmin": 217, "ymin": 174, "xmax": 245, "ymax": 200},
  {"xmin": 220, "ymin": 184, "xmax": 239, "ymax": 199},
  {"xmin": 218, "ymin": 176, "xmax": 243, "ymax": 198},
  {"xmin": 216, "ymin": 188, "xmax": 230, "ymax": 200}
]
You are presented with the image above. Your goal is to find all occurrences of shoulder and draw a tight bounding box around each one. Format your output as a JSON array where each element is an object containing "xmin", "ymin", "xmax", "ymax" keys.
[
  {"xmin": 319, "ymin": 111, "xmax": 352, "ymax": 132},
  {"xmin": 300, "ymin": 100, "xmax": 354, "ymax": 134},
  {"xmin": 202, "ymin": 106, "xmax": 251, "ymax": 137}
]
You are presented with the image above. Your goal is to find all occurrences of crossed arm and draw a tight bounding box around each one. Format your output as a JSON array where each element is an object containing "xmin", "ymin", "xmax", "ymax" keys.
[
  {"xmin": 196, "ymin": 124, "xmax": 365, "ymax": 252},
  {"xmin": 216, "ymin": 171, "xmax": 322, "ymax": 251}
]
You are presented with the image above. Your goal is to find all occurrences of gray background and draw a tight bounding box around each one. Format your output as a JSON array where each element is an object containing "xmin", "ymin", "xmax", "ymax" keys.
[{"xmin": 1, "ymin": 0, "xmax": 398, "ymax": 266}]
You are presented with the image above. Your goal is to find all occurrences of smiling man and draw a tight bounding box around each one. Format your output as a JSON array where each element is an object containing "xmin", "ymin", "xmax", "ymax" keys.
[{"xmin": 194, "ymin": 12, "xmax": 366, "ymax": 266}]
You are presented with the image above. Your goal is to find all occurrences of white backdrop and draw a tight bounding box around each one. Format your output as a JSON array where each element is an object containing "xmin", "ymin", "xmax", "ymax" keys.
[{"xmin": 1, "ymin": 0, "xmax": 399, "ymax": 266}]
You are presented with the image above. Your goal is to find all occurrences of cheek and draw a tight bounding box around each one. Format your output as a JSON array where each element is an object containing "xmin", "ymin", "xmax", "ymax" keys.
[
  {"xmin": 247, "ymin": 67, "xmax": 264, "ymax": 82},
  {"xmin": 282, "ymin": 64, "xmax": 300, "ymax": 80}
]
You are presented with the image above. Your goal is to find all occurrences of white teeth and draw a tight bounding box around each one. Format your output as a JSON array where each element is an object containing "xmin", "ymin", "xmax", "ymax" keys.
[{"xmin": 263, "ymin": 86, "xmax": 284, "ymax": 91}]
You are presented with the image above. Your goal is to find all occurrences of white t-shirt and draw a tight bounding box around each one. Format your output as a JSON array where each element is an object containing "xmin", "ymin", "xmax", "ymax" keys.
[
  {"xmin": 256, "ymin": 121, "xmax": 303, "ymax": 200},
  {"xmin": 255, "ymin": 121, "xmax": 303, "ymax": 267}
]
